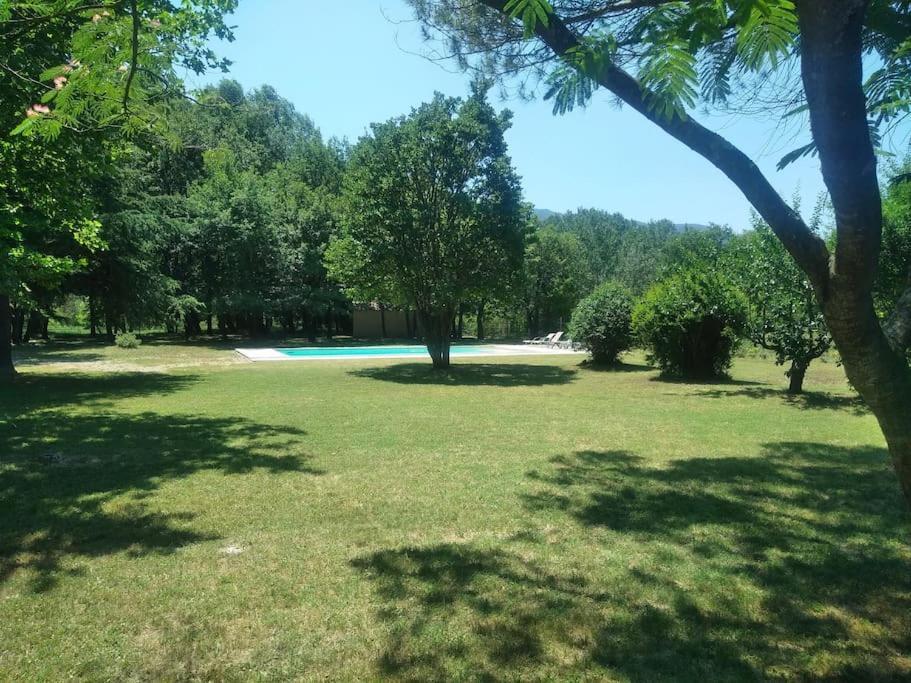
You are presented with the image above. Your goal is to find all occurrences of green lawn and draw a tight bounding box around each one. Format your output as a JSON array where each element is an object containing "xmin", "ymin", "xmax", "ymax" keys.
[{"xmin": 2, "ymin": 341, "xmax": 909, "ymax": 681}]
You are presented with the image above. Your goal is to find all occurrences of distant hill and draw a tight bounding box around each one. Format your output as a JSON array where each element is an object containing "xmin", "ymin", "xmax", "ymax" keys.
[{"xmin": 534, "ymin": 208, "xmax": 712, "ymax": 232}]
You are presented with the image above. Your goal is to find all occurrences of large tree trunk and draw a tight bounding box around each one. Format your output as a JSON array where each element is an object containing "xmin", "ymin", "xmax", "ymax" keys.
[
  {"xmin": 787, "ymin": 359, "xmax": 808, "ymax": 395},
  {"xmin": 796, "ymin": 0, "xmax": 911, "ymax": 504},
  {"xmin": 476, "ymin": 300, "xmax": 486, "ymax": 340},
  {"xmin": 419, "ymin": 308, "xmax": 453, "ymax": 369},
  {"xmin": 0, "ymin": 294, "xmax": 14, "ymax": 378}
]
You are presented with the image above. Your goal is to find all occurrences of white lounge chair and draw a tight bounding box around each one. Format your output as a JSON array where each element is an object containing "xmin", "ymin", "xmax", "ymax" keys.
[
  {"xmin": 524, "ymin": 332, "xmax": 556, "ymax": 345},
  {"xmin": 547, "ymin": 331, "xmax": 564, "ymax": 348}
]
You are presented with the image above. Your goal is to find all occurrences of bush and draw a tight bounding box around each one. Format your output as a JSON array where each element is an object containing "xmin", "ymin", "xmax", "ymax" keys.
[
  {"xmin": 633, "ymin": 269, "xmax": 747, "ymax": 378},
  {"xmin": 568, "ymin": 282, "xmax": 633, "ymax": 365},
  {"xmin": 114, "ymin": 332, "xmax": 141, "ymax": 349}
]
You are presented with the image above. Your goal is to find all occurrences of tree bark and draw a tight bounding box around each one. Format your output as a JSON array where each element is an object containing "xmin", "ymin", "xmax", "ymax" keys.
[
  {"xmin": 379, "ymin": 304, "xmax": 387, "ymax": 339},
  {"xmin": 10, "ymin": 306, "xmax": 25, "ymax": 345},
  {"xmin": 476, "ymin": 301, "xmax": 486, "ymax": 340},
  {"xmin": 419, "ymin": 308, "xmax": 453, "ymax": 369},
  {"xmin": 787, "ymin": 360, "xmax": 808, "ymax": 395},
  {"xmin": 0, "ymin": 294, "xmax": 15, "ymax": 378},
  {"xmin": 89, "ymin": 295, "xmax": 97, "ymax": 337},
  {"xmin": 795, "ymin": 0, "xmax": 911, "ymax": 505}
]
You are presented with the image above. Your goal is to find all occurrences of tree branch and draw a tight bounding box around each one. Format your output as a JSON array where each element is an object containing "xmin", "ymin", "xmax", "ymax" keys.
[
  {"xmin": 481, "ymin": 0, "xmax": 831, "ymax": 290},
  {"xmin": 564, "ymin": 0, "xmax": 681, "ymax": 24},
  {"xmin": 122, "ymin": 0, "xmax": 140, "ymax": 112}
]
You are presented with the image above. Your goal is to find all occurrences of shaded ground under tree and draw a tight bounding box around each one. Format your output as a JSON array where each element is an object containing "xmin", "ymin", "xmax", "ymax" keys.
[
  {"xmin": 353, "ymin": 443, "xmax": 911, "ymax": 681},
  {"xmin": 0, "ymin": 373, "xmax": 321, "ymax": 592}
]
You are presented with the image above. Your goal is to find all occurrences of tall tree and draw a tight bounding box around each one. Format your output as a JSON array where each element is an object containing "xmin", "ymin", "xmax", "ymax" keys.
[
  {"xmin": 1, "ymin": 0, "xmax": 235, "ymax": 374},
  {"xmin": 410, "ymin": 0, "xmax": 911, "ymax": 505},
  {"xmin": 329, "ymin": 88, "xmax": 527, "ymax": 368}
]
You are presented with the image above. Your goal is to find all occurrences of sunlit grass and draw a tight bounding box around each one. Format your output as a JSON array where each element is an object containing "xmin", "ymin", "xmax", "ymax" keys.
[{"xmin": 1, "ymin": 341, "xmax": 908, "ymax": 680}]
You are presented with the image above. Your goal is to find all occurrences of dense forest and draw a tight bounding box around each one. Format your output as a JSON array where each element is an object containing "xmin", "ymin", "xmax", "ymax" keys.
[{"xmin": 6, "ymin": 75, "xmax": 910, "ymax": 355}]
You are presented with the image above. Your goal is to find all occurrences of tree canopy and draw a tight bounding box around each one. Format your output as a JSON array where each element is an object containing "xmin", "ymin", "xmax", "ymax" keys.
[{"xmin": 328, "ymin": 88, "xmax": 528, "ymax": 367}]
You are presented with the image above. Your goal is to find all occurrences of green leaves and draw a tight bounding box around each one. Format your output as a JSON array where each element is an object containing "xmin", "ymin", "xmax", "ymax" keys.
[
  {"xmin": 732, "ymin": 215, "xmax": 832, "ymax": 371},
  {"xmin": 504, "ymin": 0, "xmax": 552, "ymax": 37},
  {"xmin": 640, "ymin": 38, "xmax": 699, "ymax": 120},
  {"xmin": 332, "ymin": 90, "xmax": 526, "ymax": 314},
  {"xmin": 735, "ymin": 0, "xmax": 798, "ymax": 70},
  {"xmin": 544, "ymin": 34, "xmax": 616, "ymax": 115},
  {"xmin": 3, "ymin": 0, "xmax": 236, "ymax": 140}
]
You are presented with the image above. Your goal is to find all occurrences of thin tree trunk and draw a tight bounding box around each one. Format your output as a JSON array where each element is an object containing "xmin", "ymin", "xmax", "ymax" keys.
[
  {"xmin": 0, "ymin": 294, "xmax": 15, "ymax": 377},
  {"xmin": 419, "ymin": 308, "xmax": 453, "ymax": 369},
  {"xmin": 379, "ymin": 304, "xmax": 387, "ymax": 339},
  {"xmin": 476, "ymin": 300, "xmax": 486, "ymax": 340},
  {"xmin": 89, "ymin": 295, "xmax": 97, "ymax": 337},
  {"xmin": 22, "ymin": 309, "xmax": 34, "ymax": 344},
  {"xmin": 10, "ymin": 307, "xmax": 25, "ymax": 345}
]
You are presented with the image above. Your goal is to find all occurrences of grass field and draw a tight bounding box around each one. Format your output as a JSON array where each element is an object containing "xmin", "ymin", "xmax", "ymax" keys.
[{"xmin": 2, "ymin": 339, "xmax": 910, "ymax": 681}]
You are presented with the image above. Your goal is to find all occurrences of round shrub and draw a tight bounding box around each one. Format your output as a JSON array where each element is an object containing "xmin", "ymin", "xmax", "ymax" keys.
[
  {"xmin": 568, "ymin": 282, "xmax": 633, "ymax": 365},
  {"xmin": 633, "ymin": 269, "xmax": 748, "ymax": 378},
  {"xmin": 114, "ymin": 332, "xmax": 141, "ymax": 349}
]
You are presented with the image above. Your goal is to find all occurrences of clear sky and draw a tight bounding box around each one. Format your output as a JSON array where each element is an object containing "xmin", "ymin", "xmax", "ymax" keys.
[{"xmin": 192, "ymin": 0, "xmax": 869, "ymax": 229}]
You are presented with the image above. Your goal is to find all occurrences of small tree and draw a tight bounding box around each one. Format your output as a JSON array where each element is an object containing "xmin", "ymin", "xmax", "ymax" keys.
[
  {"xmin": 634, "ymin": 268, "xmax": 747, "ymax": 379},
  {"xmin": 328, "ymin": 88, "xmax": 526, "ymax": 368},
  {"xmin": 735, "ymin": 215, "xmax": 832, "ymax": 394},
  {"xmin": 568, "ymin": 282, "xmax": 632, "ymax": 365}
]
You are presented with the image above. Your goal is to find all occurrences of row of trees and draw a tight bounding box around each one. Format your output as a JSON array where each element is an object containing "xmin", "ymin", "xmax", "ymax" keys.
[
  {"xmin": 7, "ymin": 80, "xmax": 349, "ymax": 346},
  {"xmin": 7, "ymin": 67, "xmax": 908, "ymax": 386}
]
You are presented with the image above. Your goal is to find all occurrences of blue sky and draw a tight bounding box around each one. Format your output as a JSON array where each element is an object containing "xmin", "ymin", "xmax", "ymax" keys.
[{"xmin": 193, "ymin": 0, "xmax": 871, "ymax": 229}]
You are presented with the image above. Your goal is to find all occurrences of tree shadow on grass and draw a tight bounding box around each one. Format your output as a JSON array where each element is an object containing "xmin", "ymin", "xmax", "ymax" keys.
[
  {"xmin": 353, "ymin": 444, "xmax": 911, "ymax": 681},
  {"xmin": 0, "ymin": 372, "xmax": 200, "ymax": 418},
  {"xmin": 649, "ymin": 374, "xmax": 764, "ymax": 387},
  {"xmin": 1, "ymin": 375, "xmax": 321, "ymax": 592},
  {"xmin": 693, "ymin": 386, "xmax": 868, "ymax": 415},
  {"xmin": 577, "ymin": 360, "xmax": 653, "ymax": 373},
  {"xmin": 349, "ymin": 363, "xmax": 577, "ymax": 387}
]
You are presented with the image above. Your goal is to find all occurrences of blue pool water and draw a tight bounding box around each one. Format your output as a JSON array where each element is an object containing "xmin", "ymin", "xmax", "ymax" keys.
[{"xmin": 278, "ymin": 344, "xmax": 489, "ymax": 358}]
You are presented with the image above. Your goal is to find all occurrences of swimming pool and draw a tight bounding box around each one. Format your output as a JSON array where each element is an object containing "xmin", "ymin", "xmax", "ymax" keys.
[
  {"xmin": 236, "ymin": 343, "xmax": 581, "ymax": 362},
  {"xmin": 280, "ymin": 344, "xmax": 486, "ymax": 358}
]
